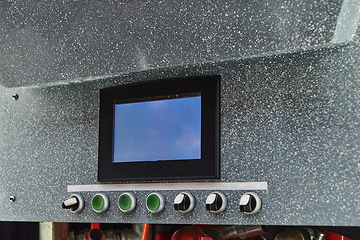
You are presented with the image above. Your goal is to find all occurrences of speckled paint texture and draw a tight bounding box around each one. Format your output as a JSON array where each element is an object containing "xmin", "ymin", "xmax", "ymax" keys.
[
  {"xmin": 0, "ymin": 0, "xmax": 343, "ymax": 87},
  {"xmin": 0, "ymin": 0, "xmax": 359, "ymax": 226}
]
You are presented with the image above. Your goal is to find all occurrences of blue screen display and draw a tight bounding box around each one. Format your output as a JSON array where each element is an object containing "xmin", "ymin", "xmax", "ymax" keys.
[{"xmin": 113, "ymin": 95, "xmax": 201, "ymax": 162}]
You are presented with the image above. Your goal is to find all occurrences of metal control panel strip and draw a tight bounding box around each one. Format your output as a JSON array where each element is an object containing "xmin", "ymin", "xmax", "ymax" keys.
[{"xmin": 68, "ymin": 182, "xmax": 268, "ymax": 192}]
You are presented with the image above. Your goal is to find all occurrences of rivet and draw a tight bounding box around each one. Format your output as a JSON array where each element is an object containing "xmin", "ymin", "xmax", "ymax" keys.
[
  {"xmin": 9, "ymin": 196, "xmax": 16, "ymax": 202},
  {"xmin": 12, "ymin": 94, "xmax": 19, "ymax": 100}
]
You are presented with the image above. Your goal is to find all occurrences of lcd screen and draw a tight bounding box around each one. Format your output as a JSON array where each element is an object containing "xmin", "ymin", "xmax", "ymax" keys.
[
  {"xmin": 98, "ymin": 76, "xmax": 219, "ymax": 181},
  {"xmin": 113, "ymin": 94, "xmax": 201, "ymax": 163}
]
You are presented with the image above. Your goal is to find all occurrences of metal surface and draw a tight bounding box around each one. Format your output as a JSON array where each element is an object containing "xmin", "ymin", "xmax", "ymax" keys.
[
  {"xmin": 0, "ymin": 0, "xmax": 358, "ymax": 226},
  {"xmin": 0, "ymin": 0, "xmax": 345, "ymax": 88}
]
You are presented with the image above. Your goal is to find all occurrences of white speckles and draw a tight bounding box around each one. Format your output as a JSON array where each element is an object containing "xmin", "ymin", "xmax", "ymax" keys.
[
  {"xmin": 0, "ymin": 0, "xmax": 358, "ymax": 226},
  {"xmin": 0, "ymin": 0, "xmax": 345, "ymax": 87}
]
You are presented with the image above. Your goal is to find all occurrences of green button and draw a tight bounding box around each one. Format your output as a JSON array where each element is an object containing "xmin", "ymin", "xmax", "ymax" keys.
[
  {"xmin": 119, "ymin": 194, "xmax": 132, "ymax": 211},
  {"xmin": 92, "ymin": 195, "xmax": 104, "ymax": 211},
  {"xmin": 147, "ymin": 194, "xmax": 160, "ymax": 211}
]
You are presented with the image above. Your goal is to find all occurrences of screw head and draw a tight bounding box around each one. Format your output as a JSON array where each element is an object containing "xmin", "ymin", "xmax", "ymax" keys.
[
  {"xmin": 12, "ymin": 94, "xmax": 19, "ymax": 100},
  {"xmin": 9, "ymin": 196, "xmax": 16, "ymax": 202}
]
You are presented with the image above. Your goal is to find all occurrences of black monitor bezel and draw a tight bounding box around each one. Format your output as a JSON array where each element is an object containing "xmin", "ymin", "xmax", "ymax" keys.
[{"xmin": 98, "ymin": 75, "xmax": 220, "ymax": 182}]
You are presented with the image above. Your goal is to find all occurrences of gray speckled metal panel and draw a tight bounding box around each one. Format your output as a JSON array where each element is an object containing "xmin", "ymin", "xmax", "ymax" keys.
[
  {"xmin": 0, "ymin": 0, "xmax": 344, "ymax": 87},
  {"xmin": 0, "ymin": 39, "xmax": 359, "ymax": 225},
  {"xmin": 0, "ymin": 0, "xmax": 359, "ymax": 226}
]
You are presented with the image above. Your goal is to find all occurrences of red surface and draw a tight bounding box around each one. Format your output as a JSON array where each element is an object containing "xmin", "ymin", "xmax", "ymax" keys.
[
  {"xmin": 194, "ymin": 225, "xmax": 220, "ymax": 229},
  {"xmin": 154, "ymin": 232, "xmax": 173, "ymax": 240},
  {"xmin": 322, "ymin": 230, "xmax": 353, "ymax": 240},
  {"xmin": 90, "ymin": 223, "xmax": 100, "ymax": 230},
  {"xmin": 171, "ymin": 226, "xmax": 205, "ymax": 240},
  {"xmin": 88, "ymin": 223, "xmax": 102, "ymax": 240}
]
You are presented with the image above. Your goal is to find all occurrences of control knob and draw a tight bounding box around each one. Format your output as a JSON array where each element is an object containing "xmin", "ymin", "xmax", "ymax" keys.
[
  {"xmin": 174, "ymin": 192, "xmax": 195, "ymax": 213},
  {"xmin": 61, "ymin": 194, "xmax": 84, "ymax": 213},
  {"xmin": 239, "ymin": 192, "xmax": 261, "ymax": 214},
  {"xmin": 206, "ymin": 191, "xmax": 227, "ymax": 213}
]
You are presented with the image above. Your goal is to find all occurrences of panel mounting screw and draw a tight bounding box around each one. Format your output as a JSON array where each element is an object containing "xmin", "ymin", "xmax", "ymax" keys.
[
  {"xmin": 9, "ymin": 196, "xmax": 16, "ymax": 202},
  {"xmin": 12, "ymin": 94, "xmax": 19, "ymax": 100}
]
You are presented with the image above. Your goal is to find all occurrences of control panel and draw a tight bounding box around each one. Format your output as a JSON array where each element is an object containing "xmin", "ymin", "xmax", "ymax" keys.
[
  {"xmin": 63, "ymin": 191, "xmax": 262, "ymax": 217},
  {"xmin": 3, "ymin": 28, "xmax": 359, "ymax": 226}
]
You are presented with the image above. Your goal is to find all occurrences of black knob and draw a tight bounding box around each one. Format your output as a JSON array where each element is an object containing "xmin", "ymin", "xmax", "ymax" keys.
[
  {"xmin": 206, "ymin": 191, "xmax": 227, "ymax": 213},
  {"xmin": 174, "ymin": 194, "xmax": 190, "ymax": 211},
  {"xmin": 89, "ymin": 229, "xmax": 102, "ymax": 240},
  {"xmin": 240, "ymin": 195, "xmax": 256, "ymax": 212},
  {"xmin": 206, "ymin": 193, "xmax": 221, "ymax": 211},
  {"xmin": 239, "ymin": 192, "xmax": 261, "ymax": 214},
  {"xmin": 174, "ymin": 192, "xmax": 195, "ymax": 213}
]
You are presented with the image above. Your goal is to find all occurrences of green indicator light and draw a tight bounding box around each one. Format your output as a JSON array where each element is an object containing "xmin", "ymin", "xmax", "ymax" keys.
[
  {"xmin": 119, "ymin": 194, "xmax": 132, "ymax": 210},
  {"xmin": 92, "ymin": 195, "xmax": 104, "ymax": 211},
  {"xmin": 147, "ymin": 194, "xmax": 160, "ymax": 211}
]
